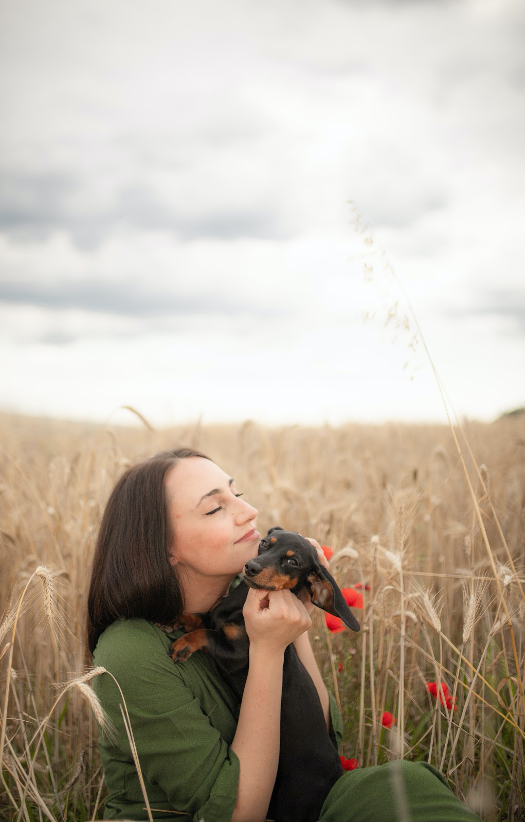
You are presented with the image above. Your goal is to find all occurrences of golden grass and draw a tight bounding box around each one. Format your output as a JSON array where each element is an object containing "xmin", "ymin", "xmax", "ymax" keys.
[{"xmin": 1, "ymin": 410, "xmax": 524, "ymax": 820}]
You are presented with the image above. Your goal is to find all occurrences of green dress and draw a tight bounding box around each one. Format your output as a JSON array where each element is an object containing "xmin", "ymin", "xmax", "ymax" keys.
[{"xmin": 93, "ymin": 619, "xmax": 480, "ymax": 822}]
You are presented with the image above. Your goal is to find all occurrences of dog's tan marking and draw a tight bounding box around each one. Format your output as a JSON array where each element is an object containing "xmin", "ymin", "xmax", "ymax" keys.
[
  {"xmin": 223, "ymin": 623, "xmax": 243, "ymax": 640},
  {"xmin": 286, "ymin": 550, "xmax": 295, "ymax": 557},
  {"xmin": 250, "ymin": 569, "xmax": 299, "ymax": 589},
  {"xmin": 179, "ymin": 613, "xmax": 205, "ymax": 631},
  {"xmin": 270, "ymin": 537, "xmax": 277, "ymax": 544},
  {"xmin": 307, "ymin": 573, "xmax": 334, "ymax": 610}
]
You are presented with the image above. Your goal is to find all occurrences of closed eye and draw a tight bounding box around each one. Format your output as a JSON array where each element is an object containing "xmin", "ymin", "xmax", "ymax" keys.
[
  {"xmin": 205, "ymin": 492, "xmax": 244, "ymax": 516},
  {"xmin": 205, "ymin": 506, "xmax": 221, "ymax": 516}
]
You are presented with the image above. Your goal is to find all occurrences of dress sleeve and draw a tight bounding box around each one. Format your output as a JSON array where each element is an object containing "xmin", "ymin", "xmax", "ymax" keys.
[
  {"xmin": 93, "ymin": 619, "xmax": 240, "ymax": 822},
  {"xmin": 327, "ymin": 691, "xmax": 344, "ymax": 750}
]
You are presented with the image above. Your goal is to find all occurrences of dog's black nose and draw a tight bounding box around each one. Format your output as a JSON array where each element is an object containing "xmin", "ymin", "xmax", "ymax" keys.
[{"xmin": 244, "ymin": 559, "xmax": 262, "ymax": 577}]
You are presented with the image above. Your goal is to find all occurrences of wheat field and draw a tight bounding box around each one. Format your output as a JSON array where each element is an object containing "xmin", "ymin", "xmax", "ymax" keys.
[{"xmin": 1, "ymin": 410, "xmax": 524, "ymax": 821}]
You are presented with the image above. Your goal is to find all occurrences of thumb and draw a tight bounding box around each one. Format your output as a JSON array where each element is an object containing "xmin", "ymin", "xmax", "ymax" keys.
[{"xmin": 245, "ymin": 586, "xmax": 270, "ymax": 612}]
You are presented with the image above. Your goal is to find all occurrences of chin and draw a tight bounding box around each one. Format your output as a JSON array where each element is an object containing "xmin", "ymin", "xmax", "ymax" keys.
[{"xmin": 232, "ymin": 551, "xmax": 256, "ymax": 576}]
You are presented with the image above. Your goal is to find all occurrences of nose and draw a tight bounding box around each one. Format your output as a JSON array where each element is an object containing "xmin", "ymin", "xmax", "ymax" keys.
[
  {"xmin": 244, "ymin": 558, "xmax": 263, "ymax": 577},
  {"xmin": 235, "ymin": 496, "xmax": 258, "ymax": 523}
]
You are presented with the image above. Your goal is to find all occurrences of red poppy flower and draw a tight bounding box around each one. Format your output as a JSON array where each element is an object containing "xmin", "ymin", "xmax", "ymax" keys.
[
  {"xmin": 321, "ymin": 545, "xmax": 334, "ymax": 560},
  {"xmin": 380, "ymin": 711, "xmax": 396, "ymax": 729},
  {"xmin": 340, "ymin": 756, "xmax": 359, "ymax": 771},
  {"xmin": 353, "ymin": 583, "xmax": 371, "ymax": 591},
  {"xmin": 427, "ymin": 681, "xmax": 457, "ymax": 711},
  {"xmin": 325, "ymin": 613, "xmax": 346, "ymax": 633},
  {"xmin": 342, "ymin": 588, "xmax": 364, "ymax": 609},
  {"xmin": 337, "ymin": 662, "xmax": 344, "ymax": 674},
  {"xmin": 426, "ymin": 681, "xmax": 449, "ymax": 701}
]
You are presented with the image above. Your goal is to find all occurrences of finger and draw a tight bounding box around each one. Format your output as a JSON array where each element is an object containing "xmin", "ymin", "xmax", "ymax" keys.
[
  {"xmin": 292, "ymin": 594, "xmax": 312, "ymax": 621},
  {"xmin": 305, "ymin": 537, "xmax": 321, "ymax": 550},
  {"xmin": 281, "ymin": 590, "xmax": 312, "ymax": 627},
  {"xmin": 268, "ymin": 589, "xmax": 308, "ymax": 621},
  {"xmin": 305, "ymin": 536, "xmax": 330, "ymax": 569},
  {"xmin": 296, "ymin": 588, "xmax": 314, "ymax": 612},
  {"xmin": 296, "ymin": 588, "xmax": 311, "ymax": 604},
  {"xmin": 244, "ymin": 586, "xmax": 271, "ymax": 614}
]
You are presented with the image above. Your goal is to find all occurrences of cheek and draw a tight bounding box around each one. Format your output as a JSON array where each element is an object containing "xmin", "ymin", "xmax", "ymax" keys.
[
  {"xmin": 173, "ymin": 519, "xmax": 231, "ymax": 564},
  {"xmin": 170, "ymin": 519, "xmax": 198, "ymax": 563},
  {"xmin": 203, "ymin": 525, "xmax": 234, "ymax": 556}
]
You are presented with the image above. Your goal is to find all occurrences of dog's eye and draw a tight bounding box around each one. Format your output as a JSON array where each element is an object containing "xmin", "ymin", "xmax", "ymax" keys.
[{"xmin": 285, "ymin": 556, "xmax": 299, "ymax": 567}]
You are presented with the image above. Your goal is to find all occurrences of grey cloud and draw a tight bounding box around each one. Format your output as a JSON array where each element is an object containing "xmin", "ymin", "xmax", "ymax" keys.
[
  {"xmin": 0, "ymin": 170, "xmax": 78, "ymax": 235},
  {"xmin": 368, "ymin": 193, "xmax": 447, "ymax": 230},
  {"xmin": 0, "ymin": 169, "xmax": 294, "ymax": 248},
  {"xmin": 0, "ymin": 277, "xmax": 275, "ymax": 319},
  {"xmin": 176, "ymin": 209, "xmax": 291, "ymax": 242},
  {"xmin": 478, "ymin": 291, "xmax": 525, "ymax": 334},
  {"xmin": 115, "ymin": 184, "xmax": 292, "ymax": 242},
  {"xmin": 354, "ymin": 182, "xmax": 449, "ymax": 231},
  {"xmin": 446, "ymin": 290, "xmax": 525, "ymax": 335},
  {"xmin": 28, "ymin": 312, "xmax": 282, "ymax": 346},
  {"xmin": 0, "ymin": 167, "xmax": 113, "ymax": 249},
  {"xmin": 37, "ymin": 331, "xmax": 80, "ymax": 346}
]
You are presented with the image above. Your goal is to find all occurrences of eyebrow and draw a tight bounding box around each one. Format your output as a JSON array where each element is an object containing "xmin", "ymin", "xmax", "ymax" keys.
[{"xmin": 195, "ymin": 478, "xmax": 234, "ymax": 508}]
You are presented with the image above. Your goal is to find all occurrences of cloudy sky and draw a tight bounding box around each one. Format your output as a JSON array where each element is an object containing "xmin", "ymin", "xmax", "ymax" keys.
[{"xmin": 1, "ymin": 0, "xmax": 524, "ymax": 427}]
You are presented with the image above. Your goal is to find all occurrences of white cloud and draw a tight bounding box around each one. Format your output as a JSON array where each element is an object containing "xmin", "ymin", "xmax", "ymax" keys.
[{"xmin": 0, "ymin": 0, "xmax": 524, "ymax": 424}]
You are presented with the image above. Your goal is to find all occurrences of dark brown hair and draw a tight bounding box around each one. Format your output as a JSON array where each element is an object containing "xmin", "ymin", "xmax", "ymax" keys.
[{"xmin": 86, "ymin": 447, "xmax": 209, "ymax": 655}]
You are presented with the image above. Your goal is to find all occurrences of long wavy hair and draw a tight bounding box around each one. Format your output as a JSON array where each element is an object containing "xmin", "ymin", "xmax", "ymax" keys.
[{"xmin": 86, "ymin": 447, "xmax": 209, "ymax": 655}]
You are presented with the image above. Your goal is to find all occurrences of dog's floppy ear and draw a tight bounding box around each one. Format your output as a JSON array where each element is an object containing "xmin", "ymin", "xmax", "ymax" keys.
[
  {"xmin": 306, "ymin": 565, "xmax": 360, "ymax": 632},
  {"xmin": 267, "ymin": 526, "xmax": 284, "ymax": 535}
]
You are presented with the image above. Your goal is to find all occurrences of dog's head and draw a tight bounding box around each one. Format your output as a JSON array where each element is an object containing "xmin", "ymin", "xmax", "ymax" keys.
[{"xmin": 243, "ymin": 527, "xmax": 360, "ymax": 632}]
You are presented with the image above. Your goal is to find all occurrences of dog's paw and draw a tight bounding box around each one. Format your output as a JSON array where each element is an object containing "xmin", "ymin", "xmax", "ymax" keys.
[
  {"xmin": 169, "ymin": 639, "xmax": 193, "ymax": 663},
  {"xmin": 156, "ymin": 621, "xmax": 180, "ymax": 634}
]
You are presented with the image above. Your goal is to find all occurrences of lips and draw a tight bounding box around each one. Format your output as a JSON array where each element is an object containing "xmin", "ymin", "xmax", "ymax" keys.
[{"xmin": 234, "ymin": 528, "xmax": 260, "ymax": 544}]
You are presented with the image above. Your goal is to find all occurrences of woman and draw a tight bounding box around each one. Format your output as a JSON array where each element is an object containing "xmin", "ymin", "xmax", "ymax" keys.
[{"xmin": 88, "ymin": 448, "xmax": 481, "ymax": 822}]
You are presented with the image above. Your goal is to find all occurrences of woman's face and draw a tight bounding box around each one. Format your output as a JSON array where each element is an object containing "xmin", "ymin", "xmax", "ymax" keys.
[{"xmin": 165, "ymin": 457, "xmax": 260, "ymax": 582}]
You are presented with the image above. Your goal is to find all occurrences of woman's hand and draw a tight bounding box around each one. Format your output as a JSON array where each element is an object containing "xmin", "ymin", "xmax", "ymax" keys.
[{"xmin": 243, "ymin": 587, "xmax": 312, "ymax": 655}]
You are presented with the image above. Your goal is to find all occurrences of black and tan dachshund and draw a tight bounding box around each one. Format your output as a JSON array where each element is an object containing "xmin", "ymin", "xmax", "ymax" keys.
[{"xmin": 158, "ymin": 527, "xmax": 360, "ymax": 822}]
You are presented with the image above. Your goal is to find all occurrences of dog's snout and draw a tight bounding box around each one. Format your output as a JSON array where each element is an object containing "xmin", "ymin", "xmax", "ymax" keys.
[{"xmin": 244, "ymin": 559, "xmax": 262, "ymax": 577}]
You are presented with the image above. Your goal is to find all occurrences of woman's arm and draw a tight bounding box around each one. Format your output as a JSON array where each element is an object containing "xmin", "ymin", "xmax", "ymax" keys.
[
  {"xmin": 230, "ymin": 646, "xmax": 283, "ymax": 822},
  {"xmin": 230, "ymin": 587, "xmax": 311, "ymax": 822}
]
